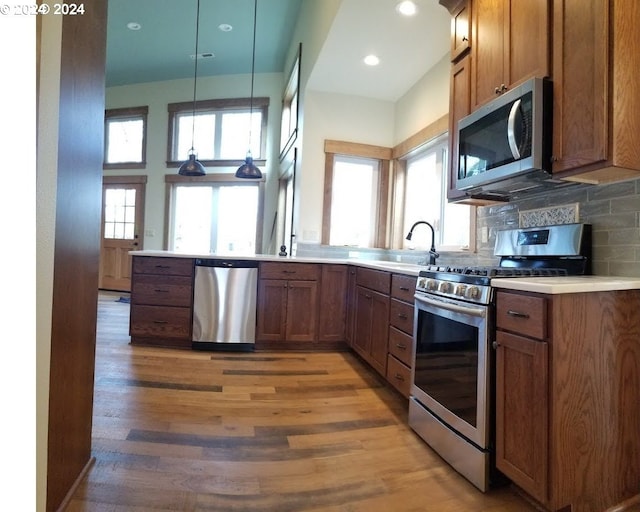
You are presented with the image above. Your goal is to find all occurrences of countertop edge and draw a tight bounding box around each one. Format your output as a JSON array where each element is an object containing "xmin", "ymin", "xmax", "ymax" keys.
[
  {"xmin": 491, "ymin": 276, "xmax": 640, "ymax": 294},
  {"xmin": 128, "ymin": 250, "xmax": 423, "ymax": 276}
]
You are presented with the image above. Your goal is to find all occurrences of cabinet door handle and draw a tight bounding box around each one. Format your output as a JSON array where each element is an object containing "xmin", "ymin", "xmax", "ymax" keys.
[
  {"xmin": 396, "ymin": 343, "xmax": 407, "ymax": 350},
  {"xmin": 507, "ymin": 310, "xmax": 530, "ymax": 319},
  {"xmin": 365, "ymin": 294, "xmax": 372, "ymax": 299},
  {"xmin": 154, "ymin": 289, "xmax": 169, "ymax": 293},
  {"xmin": 282, "ymin": 270, "xmax": 296, "ymax": 274},
  {"xmin": 394, "ymin": 373, "xmax": 405, "ymax": 381},
  {"xmin": 462, "ymin": 35, "xmax": 469, "ymax": 42},
  {"xmin": 153, "ymin": 320, "xmax": 168, "ymax": 324},
  {"xmin": 398, "ymin": 313, "xmax": 408, "ymax": 319},
  {"xmin": 154, "ymin": 265, "xmax": 171, "ymax": 269},
  {"xmin": 399, "ymin": 286, "xmax": 410, "ymax": 291},
  {"xmin": 492, "ymin": 341, "xmax": 499, "ymax": 350}
]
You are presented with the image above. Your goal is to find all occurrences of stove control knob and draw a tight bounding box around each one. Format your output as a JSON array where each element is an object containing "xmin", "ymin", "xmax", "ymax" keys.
[
  {"xmin": 439, "ymin": 282, "xmax": 453, "ymax": 294},
  {"xmin": 417, "ymin": 277, "xmax": 427, "ymax": 289},
  {"xmin": 427, "ymin": 279, "xmax": 439, "ymax": 291},
  {"xmin": 455, "ymin": 284, "xmax": 467, "ymax": 296},
  {"xmin": 467, "ymin": 286, "xmax": 481, "ymax": 300}
]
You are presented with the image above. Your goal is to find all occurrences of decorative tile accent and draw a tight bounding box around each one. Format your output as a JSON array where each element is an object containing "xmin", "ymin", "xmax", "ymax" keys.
[{"xmin": 519, "ymin": 203, "xmax": 579, "ymax": 228}]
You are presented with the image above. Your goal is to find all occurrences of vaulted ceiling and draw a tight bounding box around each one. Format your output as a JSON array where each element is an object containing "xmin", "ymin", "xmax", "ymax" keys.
[{"xmin": 106, "ymin": 0, "xmax": 451, "ymax": 101}]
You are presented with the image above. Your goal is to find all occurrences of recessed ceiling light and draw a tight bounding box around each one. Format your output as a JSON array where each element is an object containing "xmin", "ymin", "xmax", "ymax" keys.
[
  {"xmin": 218, "ymin": 23, "xmax": 233, "ymax": 32},
  {"xmin": 364, "ymin": 54, "xmax": 380, "ymax": 66},
  {"xmin": 126, "ymin": 21, "xmax": 141, "ymax": 31},
  {"xmin": 396, "ymin": 1, "xmax": 418, "ymax": 16}
]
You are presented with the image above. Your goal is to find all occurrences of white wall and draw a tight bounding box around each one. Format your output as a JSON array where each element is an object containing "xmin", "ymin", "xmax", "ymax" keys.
[
  {"xmin": 296, "ymin": 91, "xmax": 395, "ymax": 243},
  {"xmin": 394, "ymin": 53, "xmax": 450, "ymax": 144},
  {"xmin": 36, "ymin": 13, "xmax": 63, "ymax": 512},
  {"xmin": 105, "ymin": 72, "xmax": 284, "ymax": 252},
  {"xmin": 293, "ymin": 55, "xmax": 450, "ymax": 247}
]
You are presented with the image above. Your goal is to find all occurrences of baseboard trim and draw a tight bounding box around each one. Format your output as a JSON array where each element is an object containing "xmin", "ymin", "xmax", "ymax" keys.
[{"xmin": 56, "ymin": 456, "xmax": 95, "ymax": 512}]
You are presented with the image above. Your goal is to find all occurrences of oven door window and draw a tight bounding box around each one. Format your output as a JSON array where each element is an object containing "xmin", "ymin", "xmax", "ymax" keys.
[{"xmin": 414, "ymin": 311, "xmax": 479, "ymax": 427}]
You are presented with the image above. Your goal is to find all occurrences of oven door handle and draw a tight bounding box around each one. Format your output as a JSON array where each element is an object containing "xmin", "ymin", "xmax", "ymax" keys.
[{"xmin": 414, "ymin": 294, "xmax": 487, "ymax": 318}]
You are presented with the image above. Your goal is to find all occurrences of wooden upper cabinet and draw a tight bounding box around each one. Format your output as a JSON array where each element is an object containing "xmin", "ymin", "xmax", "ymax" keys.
[
  {"xmin": 450, "ymin": 0, "xmax": 471, "ymax": 61},
  {"xmin": 471, "ymin": 0, "xmax": 550, "ymax": 110},
  {"xmin": 447, "ymin": 55, "xmax": 472, "ymax": 202},
  {"xmin": 551, "ymin": 0, "xmax": 640, "ymax": 183}
]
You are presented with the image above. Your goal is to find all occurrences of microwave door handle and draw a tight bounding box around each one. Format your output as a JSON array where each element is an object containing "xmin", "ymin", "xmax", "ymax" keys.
[{"xmin": 507, "ymin": 99, "xmax": 522, "ymax": 159}]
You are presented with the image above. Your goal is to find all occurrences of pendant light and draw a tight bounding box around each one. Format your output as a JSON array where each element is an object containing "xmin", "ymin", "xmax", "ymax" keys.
[
  {"xmin": 235, "ymin": 0, "xmax": 263, "ymax": 179},
  {"xmin": 178, "ymin": 0, "xmax": 206, "ymax": 176}
]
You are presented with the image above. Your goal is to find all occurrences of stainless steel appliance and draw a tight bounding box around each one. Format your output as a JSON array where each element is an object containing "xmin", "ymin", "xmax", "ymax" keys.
[
  {"xmin": 192, "ymin": 258, "xmax": 258, "ymax": 351},
  {"xmin": 409, "ymin": 223, "xmax": 591, "ymax": 491},
  {"xmin": 456, "ymin": 77, "xmax": 573, "ymax": 200}
]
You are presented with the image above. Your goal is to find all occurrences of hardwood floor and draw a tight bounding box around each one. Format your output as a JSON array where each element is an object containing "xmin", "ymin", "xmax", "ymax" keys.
[{"xmin": 67, "ymin": 292, "xmax": 539, "ymax": 511}]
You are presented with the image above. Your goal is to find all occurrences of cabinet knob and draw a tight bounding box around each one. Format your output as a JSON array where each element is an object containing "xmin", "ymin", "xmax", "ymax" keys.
[
  {"xmin": 495, "ymin": 86, "xmax": 501, "ymax": 95},
  {"xmin": 492, "ymin": 341, "xmax": 499, "ymax": 350},
  {"xmin": 500, "ymin": 83, "xmax": 507, "ymax": 92},
  {"xmin": 462, "ymin": 35, "xmax": 469, "ymax": 42}
]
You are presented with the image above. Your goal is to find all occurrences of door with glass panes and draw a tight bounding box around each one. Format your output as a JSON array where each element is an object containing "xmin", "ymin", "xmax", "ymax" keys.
[{"xmin": 100, "ymin": 177, "xmax": 146, "ymax": 291}]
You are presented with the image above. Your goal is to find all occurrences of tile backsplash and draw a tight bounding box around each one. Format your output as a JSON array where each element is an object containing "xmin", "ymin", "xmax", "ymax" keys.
[{"xmin": 476, "ymin": 178, "xmax": 640, "ymax": 277}]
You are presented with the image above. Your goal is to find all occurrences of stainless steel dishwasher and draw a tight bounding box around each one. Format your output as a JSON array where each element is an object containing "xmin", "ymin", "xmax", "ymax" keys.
[{"xmin": 192, "ymin": 258, "xmax": 258, "ymax": 351}]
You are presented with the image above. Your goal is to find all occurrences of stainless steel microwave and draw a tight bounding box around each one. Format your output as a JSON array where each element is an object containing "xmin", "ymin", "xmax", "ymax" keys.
[{"xmin": 456, "ymin": 78, "xmax": 558, "ymax": 199}]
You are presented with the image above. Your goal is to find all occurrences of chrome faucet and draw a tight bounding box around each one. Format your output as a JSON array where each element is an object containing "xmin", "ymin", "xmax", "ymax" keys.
[{"xmin": 406, "ymin": 221, "xmax": 439, "ymax": 265}]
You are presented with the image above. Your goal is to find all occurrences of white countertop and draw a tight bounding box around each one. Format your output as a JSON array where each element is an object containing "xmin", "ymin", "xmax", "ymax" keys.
[
  {"xmin": 491, "ymin": 275, "xmax": 640, "ymax": 294},
  {"xmin": 129, "ymin": 250, "xmax": 424, "ymax": 276}
]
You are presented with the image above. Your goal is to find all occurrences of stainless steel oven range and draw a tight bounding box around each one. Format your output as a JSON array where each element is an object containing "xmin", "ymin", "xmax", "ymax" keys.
[{"xmin": 408, "ymin": 223, "xmax": 591, "ymax": 491}]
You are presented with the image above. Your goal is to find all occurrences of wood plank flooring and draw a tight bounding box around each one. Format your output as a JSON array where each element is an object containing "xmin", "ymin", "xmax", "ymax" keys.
[{"xmin": 67, "ymin": 292, "xmax": 540, "ymax": 511}]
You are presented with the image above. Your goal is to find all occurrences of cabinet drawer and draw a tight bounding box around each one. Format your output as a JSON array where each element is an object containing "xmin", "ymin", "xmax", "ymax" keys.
[
  {"xmin": 356, "ymin": 267, "xmax": 391, "ymax": 294},
  {"xmin": 389, "ymin": 299, "xmax": 414, "ymax": 335},
  {"xmin": 259, "ymin": 262, "xmax": 319, "ymax": 281},
  {"xmin": 133, "ymin": 256, "xmax": 194, "ymax": 277},
  {"xmin": 388, "ymin": 326, "xmax": 413, "ymax": 367},
  {"xmin": 391, "ymin": 274, "xmax": 417, "ymax": 303},
  {"xmin": 496, "ymin": 291, "xmax": 546, "ymax": 340},
  {"xmin": 131, "ymin": 275, "xmax": 193, "ymax": 307},
  {"xmin": 386, "ymin": 354, "xmax": 411, "ymax": 397},
  {"xmin": 130, "ymin": 305, "xmax": 191, "ymax": 339}
]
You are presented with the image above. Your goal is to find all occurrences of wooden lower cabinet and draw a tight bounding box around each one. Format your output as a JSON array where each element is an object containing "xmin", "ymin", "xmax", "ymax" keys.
[
  {"xmin": 129, "ymin": 256, "xmax": 194, "ymax": 348},
  {"xmin": 257, "ymin": 277, "xmax": 318, "ymax": 343},
  {"xmin": 318, "ymin": 264, "xmax": 348, "ymax": 342},
  {"xmin": 385, "ymin": 273, "xmax": 417, "ymax": 397},
  {"xmin": 353, "ymin": 285, "xmax": 389, "ymax": 376},
  {"xmin": 495, "ymin": 330, "xmax": 548, "ymax": 502},
  {"xmin": 495, "ymin": 289, "xmax": 640, "ymax": 512}
]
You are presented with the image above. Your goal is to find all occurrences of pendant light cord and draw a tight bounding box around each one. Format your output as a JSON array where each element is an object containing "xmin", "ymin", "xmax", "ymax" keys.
[
  {"xmin": 248, "ymin": 0, "xmax": 257, "ymax": 151},
  {"xmin": 190, "ymin": 0, "xmax": 201, "ymax": 153}
]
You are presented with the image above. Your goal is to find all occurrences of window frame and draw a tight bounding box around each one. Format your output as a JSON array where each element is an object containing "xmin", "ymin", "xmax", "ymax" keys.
[
  {"xmin": 166, "ymin": 97, "xmax": 269, "ymax": 168},
  {"xmin": 164, "ymin": 172, "xmax": 266, "ymax": 253},
  {"xmin": 322, "ymin": 140, "xmax": 391, "ymax": 248},
  {"xmin": 103, "ymin": 106, "xmax": 148, "ymax": 169},
  {"xmin": 391, "ymin": 115, "xmax": 475, "ymax": 252}
]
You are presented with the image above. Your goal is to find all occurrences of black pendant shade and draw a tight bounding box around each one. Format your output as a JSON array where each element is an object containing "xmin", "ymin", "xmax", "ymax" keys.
[
  {"xmin": 235, "ymin": 152, "xmax": 262, "ymax": 179},
  {"xmin": 178, "ymin": 0, "xmax": 206, "ymax": 176},
  {"xmin": 178, "ymin": 152, "xmax": 206, "ymax": 176},
  {"xmin": 235, "ymin": 0, "xmax": 262, "ymax": 179}
]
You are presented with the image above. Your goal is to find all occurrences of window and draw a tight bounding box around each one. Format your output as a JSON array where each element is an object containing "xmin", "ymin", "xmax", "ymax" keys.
[
  {"xmin": 103, "ymin": 187, "xmax": 136, "ymax": 239},
  {"xmin": 104, "ymin": 106, "xmax": 148, "ymax": 169},
  {"xmin": 322, "ymin": 140, "xmax": 391, "ymax": 248},
  {"xmin": 401, "ymin": 134, "xmax": 471, "ymax": 250},
  {"xmin": 167, "ymin": 98, "xmax": 269, "ymax": 167},
  {"xmin": 166, "ymin": 174, "xmax": 264, "ymax": 255},
  {"xmin": 280, "ymin": 43, "xmax": 301, "ymax": 158}
]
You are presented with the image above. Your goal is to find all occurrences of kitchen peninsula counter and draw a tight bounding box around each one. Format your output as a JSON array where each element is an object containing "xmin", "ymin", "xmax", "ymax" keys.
[{"xmin": 128, "ymin": 250, "xmax": 423, "ymax": 276}]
